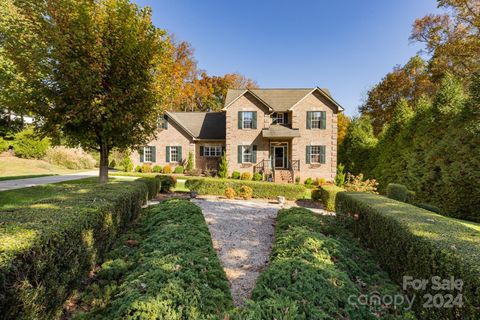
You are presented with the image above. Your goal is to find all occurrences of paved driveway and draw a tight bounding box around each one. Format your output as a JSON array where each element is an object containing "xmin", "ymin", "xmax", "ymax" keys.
[
  {"xmin": 191, "ymin": 198, "xmax": 279, "ymax": 306},
  {"xmin": 0, "ymin": 171, "xmax": 98, "ymax": 191}
]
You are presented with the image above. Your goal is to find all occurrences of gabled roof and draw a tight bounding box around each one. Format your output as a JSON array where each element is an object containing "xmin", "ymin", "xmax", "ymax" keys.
[
  {"xmin": 223, "ymin": 87, "xmax": 344, "ymax": 112},
  {"xmin": 165, "ymin": 112, "xmax": 226, "ymax": 140}
]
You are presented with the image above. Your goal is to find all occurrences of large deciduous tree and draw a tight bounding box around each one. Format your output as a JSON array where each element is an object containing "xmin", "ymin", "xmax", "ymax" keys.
[{"xmin": 1, "ymin": 0, "xmax": 172, "ymax": 183}]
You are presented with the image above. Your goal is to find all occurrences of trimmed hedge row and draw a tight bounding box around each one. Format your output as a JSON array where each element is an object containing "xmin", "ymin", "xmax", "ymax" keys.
[
  {"xmin": 335, "ymin": 192, "xmax": 480, "ymax": 319},
  {"xmin": 0, "ymin": 177, "xmax": 160, "ymax": 319},
  {"xmin": 185, "ymin": 177, "xmax": 306, "ymax": 200},
  {"xmin": 72, "ymin": 199, "xmax": 232, "ymax": 319},
  {"xmin": 232, "ymin": 207, "xmax": 413, "ymax": 319},
  {"xmin": 312, "ymin": 185, "xmax": 345, "ymax": 211}
]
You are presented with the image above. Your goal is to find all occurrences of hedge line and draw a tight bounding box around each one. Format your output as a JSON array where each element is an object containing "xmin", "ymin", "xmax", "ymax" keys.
[
  {"xmin": 232, "ymin": 207, "xmax": 413, "ymax": 319},
  {"xmin": 0, "ymin": 177, "xmax": 159, "ymax": 319},
  {"xmin": 185, "ymin": 177, "xmax": 306, "ymax": 200},
  {"xmin": 312, "ymin": 185, "xmax": 345, "ymax": 211},
  {"xmin": 72, "ymin": 199, "xmax": 232, "ymax": 319},
  {"xmin": 335, "ymin": 192, "xmax": 480, "ymax": 319}
]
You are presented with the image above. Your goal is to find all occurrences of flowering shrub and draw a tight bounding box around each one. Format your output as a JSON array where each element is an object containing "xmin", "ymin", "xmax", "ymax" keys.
[
  {"xmin": 343, "ymin": 173, "xmax": 378, "ymax": 193},
  {"xmin": 224, "ymin": 187, "xmax": 236, "ymax": 199},
  {"xmin": 239, "ymin": 185, "xmax": 253, "ymax": 200}
]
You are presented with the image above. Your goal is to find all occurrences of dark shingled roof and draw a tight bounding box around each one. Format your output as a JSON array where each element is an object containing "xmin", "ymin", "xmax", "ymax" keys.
[
  {"xmin": 166, "ymin": 112, "xmax": 226, "ymax": 140},
  {"xmin": 224, "ymin": 88, "xmax": 334, "ymax": 112},
  {"xmin": 262, "ymin": 125, "xmax": 301, "ymax": 138}
]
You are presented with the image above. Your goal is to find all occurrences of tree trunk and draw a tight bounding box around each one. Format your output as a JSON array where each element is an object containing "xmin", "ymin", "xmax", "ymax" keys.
[{"xmin": 99, "ymin": 142, "xmax": 109, "ymax": 184}]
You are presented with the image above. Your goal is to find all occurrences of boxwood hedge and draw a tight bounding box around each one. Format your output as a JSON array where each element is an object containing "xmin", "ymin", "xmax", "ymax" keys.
[
  {"xmin": 0, "ymin": 177, "xmax": 159, "ymax": 320},
  {"xmin": 335, "ymin": 192, "xmax": 480, "ymax": 319},
  {"xmin": 232, "ymin": 207, "xmax": 414, "ymax": 319},
  {"xmin": 312, "ymin": 185, "xmax": 345, "ymax": 211},
  {"xmin": 71, "ymin": 199, "xmax": 232, "ymax": 319},
  {"xmin": 185, "ymin": 177, "xmax": 306, "ymax": 200},
  {"xmin": 386, "ymin": 183, "xmax": 409, "ymax": 202}
]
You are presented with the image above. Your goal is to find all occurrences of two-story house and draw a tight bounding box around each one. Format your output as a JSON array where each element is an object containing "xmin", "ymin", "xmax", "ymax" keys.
[{"xmin": 131, "ymin": 87, "xmax": 343, "ymax": 183}]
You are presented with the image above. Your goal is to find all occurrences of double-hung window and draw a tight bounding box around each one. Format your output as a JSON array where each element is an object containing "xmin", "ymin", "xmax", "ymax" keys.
[
  {"xmin": 272, "ymin": 112, "xmax": 284, "ymax": 124},
  {"xmin": 307, "ymin": 111, "xmax": 326, "ymax": 129},
  {"xmin": 203, "ymin": 146, "xmax": 222, "ymax": 157},
  {"xmin": 243, "ymin": 111, "xmax": 254, "ymax": 129},
  {"xmin": 170, "ymin": 146, "xmax": 179, "ymax": 162},
  {"xmin": 242, "ymin": 146, "xmax": 253, "ymax": 163},
  {"xmin": 141, "ymin": 146, "xmax": 155, "ymax": 163},
  {"xmin": 307, "ymin": 145, "xmax": 326, "ymax": 164}
]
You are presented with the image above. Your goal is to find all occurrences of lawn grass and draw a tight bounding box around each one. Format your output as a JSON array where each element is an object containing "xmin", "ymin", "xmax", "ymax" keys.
[{"xmin": 0, "ymin": 156, "xmax": 85, "ymax": 178}]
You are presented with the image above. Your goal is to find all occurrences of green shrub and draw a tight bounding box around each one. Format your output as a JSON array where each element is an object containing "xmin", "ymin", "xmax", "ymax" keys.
[
  {"xmin": 344, "ymin": 173, "xmax": 378, "ymax": 193},
  {"xmin": 218, "ymin": 151, "xmax": 228, "ymax": 178},
  {"xmin": 304, "ymin": 177, "xmax": 314, "ymax": 185},
  {"xmin": 13, "ymin": 128, "xmax": 50, "ymax": 159},
  {"xmin": 232, "ymin": 207, "xmax": 413, "ymax": 319},
  {"xmin": 231, "ymin": 171, "xmax": 240, "ymax": 179},
  {"xmin": 240, "ymin": 172, "xmax": 252, "ymax": 180},
  {"xmin": 252, "ymin": 172, "xmax": 262, "ymax": 181},
  {"xmin": 137, "ymin": 176, "xmax": 161, "ymax": 199},
  {"xmin": 44, "ymin": 146, "xmax": 96, "ymax": 169},
  {"xmin": 156, "ymin": 175, "xmax": 176, "ymax": 193},
  {"xmin": 186, "ymin": 151, "xmax": 194, "ymax": 172},
  {"xmin": 185, "ymin": 177, "xmax": 306, "ymax": 200},
  {"xmin": 134, "ymin": 165, "xmax": 141, "ymax": 172},
  {"xmin": 386, "ymin": 183, "xmax": 408, "ymax": 202},
  {"xmin": 174, "ymin": 165, "xmax": 184, "ymax": 174},
  {"xmin": 335, "ymin": 192, "xmax": 480, "ymax": 319},
  {"xmin": 0, "ymin": 137, "xmax": 10, "ymax": 152},
  {"xmin": 162, "ymin": 164, "xmax": 172, "ymax": 174},
  {"xmin": 0, "ymin": 178, "xmax": 156, "ymax": 319},
  {"xmin": 108, "ymin": 159, "xmax": 116, "ymax": 168},
  {"xmin": 120, "ymin": 157, "xmax": 133, "ymax": 172},
  {"xmin": 335, "ymin": 163, "xmax": 346, "ymax": 187},
  {"xmin": 313, "ymin": 177, "xmax": 326, "ymax": 186},
  {"xmin": 140, "ymin": 163, "xmax": 152, "ymax": 173},
  {"xmin": 316, "ymin": 185, "xmax": 344, "ymax": 211},
  {"xmin": 71, "ymin": 200, "xmax": 232, "ymax": 319},
  {"xmin": 152, "ymin": 165, "xmax": 162, "ymax": 173}
]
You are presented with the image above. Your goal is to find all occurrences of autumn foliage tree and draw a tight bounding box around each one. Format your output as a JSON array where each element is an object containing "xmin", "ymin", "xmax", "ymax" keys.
[{"xmin": 1, "ymin": 0, "xmax": 172, "ymax": 183}]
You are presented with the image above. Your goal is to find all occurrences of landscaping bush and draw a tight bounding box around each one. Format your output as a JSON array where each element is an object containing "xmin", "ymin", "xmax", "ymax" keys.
[
  {"xmin": 232, "ymin": 207, "xmax": 413, "ymax": 319},
  {"xmin": 344, "ymin": 173, "xmax": 378, "ymax": 193},
  {"xmin": 224, "ymin": 187, "xmax": 236, "ymax": 199},
  {"xmin": 152, "ymin": 165, "xmax": 162, "ymax": 173},
  {"xmin": 252, "ymin": 172, "xmax": 262, "ymax": 181},
  {"xmin": 0, "ymin": 137, "xmax": 10, "ymax": 152},
  {"xmin": 44, "ymin": 146, "xmax": 96, "ymax": 169},
  {"xmin": 314, "ymin": 177, "xmax": 326, "ymax": 186},
  {"xmin": 137, "ymin": 176, "xmax": 161, "ymax": 199},
  {"xmin": 13, "ymin": 128, "xmax": 50, "ymax": 159},
  {"xmin": 162, "ymin": 164, "xmax": 172, "ymax": 174},
  {"xmin": 304, "ymin": 177, "xmax": 314, "ymax": 186},
  {"xmin": 231, "ymin": 171, "xmax": 240, "ymax": 179},
  {"xmin": 218, "ymin": 152, "xmax": 228, "ymax": 178},
  {"xmin": 386, "ymin": 183, "xmax": 409, "ymax": 202},
  {"xmin": 120, "ymin": 157, "xmax": 133, "ymax": 172},
  {"xmin": 71, "ymin": 200, "xmax": 232, "ymax": 319},
  {"xmin": 0, "ymin": 178, "xmax": 158, "ymax": 319},
  {"xmin": 108, "ymin": 159, "xmax": 116, "ymax": 168},
  {"xmin": 240, "ymin": 172, "xmax": 252, "ymax": 180},
  {"xmin": 156, "ymin": 174, "xmax": 176, "ymax": 193},
  {"xmin": 185, "ymin": 177, "xmax": 306, "ymax": 200},
  {"xmin": 315, "ymin": 185, "xmax": 344, "ymax": 211},
  {"xmin": 335, "ymin": 192, "xmax": 480, "ymax": 319},
  {"xmin": 140, "ymin": 163, "xmax": 152, "ymax": 173},
  {"xmin": 174, "ymin": 165, "xmax": 184, "ymax": 174},
  {"xmin": 134, "ymin": 165, "xmax": 142, "ymax": 172},
  {"xmin": 239, "ymin": 185, "xmax": 253, "ymax": 200}
]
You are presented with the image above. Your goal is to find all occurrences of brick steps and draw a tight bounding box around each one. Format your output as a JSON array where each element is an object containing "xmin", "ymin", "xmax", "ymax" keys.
[{"xmin": 274, "ymin": 169, "xmax": 293, "ymax": 183}]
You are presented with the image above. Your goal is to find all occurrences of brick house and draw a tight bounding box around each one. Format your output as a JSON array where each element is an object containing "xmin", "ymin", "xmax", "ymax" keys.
[{"xmin": 131, "ymin": 87, "xmax": 343, "ymax": 183}]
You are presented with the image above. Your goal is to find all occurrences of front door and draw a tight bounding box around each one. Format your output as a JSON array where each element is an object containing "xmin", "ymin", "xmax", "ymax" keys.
[{"xmin": 274, "ymin": 146, "xmax": 284, "ymax": 168}]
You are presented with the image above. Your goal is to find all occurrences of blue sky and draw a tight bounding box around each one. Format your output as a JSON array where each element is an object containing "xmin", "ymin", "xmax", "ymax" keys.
[{"xmin": 133, "ymin": 0, "xmax": 441, "ymax": 116}]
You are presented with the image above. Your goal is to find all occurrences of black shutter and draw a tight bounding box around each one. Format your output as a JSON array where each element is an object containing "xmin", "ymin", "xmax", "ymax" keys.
[
  {"xmin": 306, "ymin": 145, "xmax": 311, "ymax": 164},
  {"xmin": 284, "ymin": 112, "xmax": 289, "ymax": 125},
  {"xmin": 200, "ymin": 146, "xmax": 204, "ymax": 156},
  {"xmin": 238, "ymin": 112, "xmax": 243, "ymax": 129},
  {"xmin": 151, "ymin": 146, "xmax": 156, "ymax": 162},
  {"xmin": 320, "ymin": 111, "xmax": 326, "ymax": 129},
  {"xmin": 252, "ymin": 145, "xmax": 257, "ymax": 163},
  {"xmin": 320, "ymin": 145, "xmax": 326, "ymax": 164},
  {"xmin": 139, "ymin": 147, "xmax": 144, "ymax": 163},
  {"xmin": 307, "ymin": 112, "xmax": 312, "ymax": 129},
  {"xmin": 252, "ymin": 112, "xmax": 257, "ymax": 129}
]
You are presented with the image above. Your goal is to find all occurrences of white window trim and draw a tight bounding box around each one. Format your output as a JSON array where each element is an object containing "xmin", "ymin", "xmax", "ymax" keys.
[
  {"xmin": 272, "ymin": 112, "xmax": 284, "ymax": 124},
  {"xmin": 144, "ymin": 146, "xmax": 153, "ymax": 163},
  {"xmin": 242, "ymin": 111, "xmax": 254, "ymax": 129},
  {"xmin": 311, "ymin": 111, "xmax": 323, "ymax": 129},
  {"xmin": 310, "ymin": 145, "xmax": 323, "ymax": 164},
  {"xmin": 242, "ymin": 145, "xmax": 253, "ymax": 163},
  {"xmin": 203, "ymin": 145, "xmax": 222, "ymax": 157},
  {"xmin": 170, "ymin": 146, "xmax": 180, "ymax": 163}
]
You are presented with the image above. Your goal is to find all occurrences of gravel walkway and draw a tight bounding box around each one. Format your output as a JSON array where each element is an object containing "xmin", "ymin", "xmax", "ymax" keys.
[{"xmin": 191, "ymin": 198, "xmax": 279, "ymax": 306}]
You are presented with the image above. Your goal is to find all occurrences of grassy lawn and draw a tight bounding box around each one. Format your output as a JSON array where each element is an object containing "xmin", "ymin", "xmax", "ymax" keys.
[{"xmin": 0, "ymin": 156, "xmax": 86, "ymax": 179}]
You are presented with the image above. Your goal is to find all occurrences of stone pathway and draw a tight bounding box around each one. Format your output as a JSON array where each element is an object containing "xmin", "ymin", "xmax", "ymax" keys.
[
  {"xmin": 191, "ymin": 198, "xmax": 279, "ymax": 306},
  {"xmin": 0, "ymin": 171, "xmax": 98, "ymax": 192}
]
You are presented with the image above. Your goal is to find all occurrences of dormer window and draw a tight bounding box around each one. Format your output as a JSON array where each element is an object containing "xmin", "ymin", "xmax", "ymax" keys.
[{"xmin": 272, "ymin": 112, "xmax": 285, "ymax": 124}]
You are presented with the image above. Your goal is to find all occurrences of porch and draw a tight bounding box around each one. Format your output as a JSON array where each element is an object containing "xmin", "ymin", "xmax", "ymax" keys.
[{"xmin": 253, "ymin": 141, "xmax": 300, "ymax": 183}]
